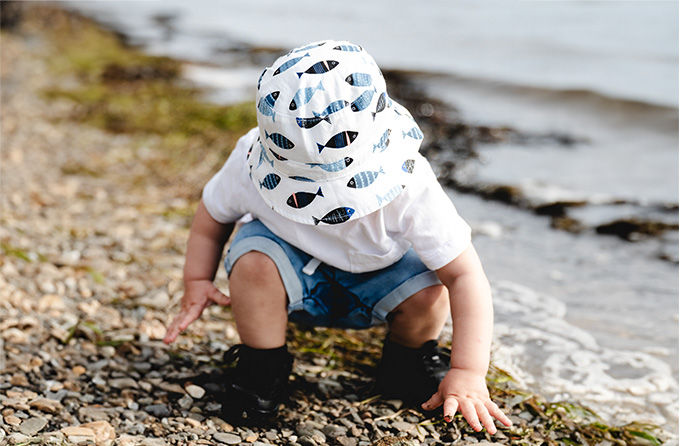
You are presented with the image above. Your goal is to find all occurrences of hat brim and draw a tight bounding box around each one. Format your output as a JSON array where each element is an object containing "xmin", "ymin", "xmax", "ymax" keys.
[{"xmin": 248, "ymin": 101, "xmax": 426, "ymax": 226}]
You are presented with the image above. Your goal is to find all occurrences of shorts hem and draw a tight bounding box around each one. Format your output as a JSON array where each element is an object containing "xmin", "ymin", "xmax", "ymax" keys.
[
  {"xmin": 224, "ymin": 236, "xmax": 304, "ymax": 310},
  {"xmin": 370, "ymin": 271, "xmax": 442, "ymax": 325}
]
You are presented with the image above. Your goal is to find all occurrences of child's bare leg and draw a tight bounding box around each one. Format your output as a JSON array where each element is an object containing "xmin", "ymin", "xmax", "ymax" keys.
[
  {"xmin": 388, "ymin": 285, "xmax": 449, "ymax": 348},
  {"xmin": 229, "ymin": 251, "xmax": 288, "ymax": 349}
]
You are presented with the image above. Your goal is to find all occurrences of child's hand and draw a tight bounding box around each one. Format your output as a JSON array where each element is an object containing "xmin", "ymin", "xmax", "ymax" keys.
[
  {"xmin": 163, "ymin": 279, "xmax": 231, "ymax": 344},
  {"xmin": 421, "ymin": 367, "xmax": 512, "ymax": 434}
]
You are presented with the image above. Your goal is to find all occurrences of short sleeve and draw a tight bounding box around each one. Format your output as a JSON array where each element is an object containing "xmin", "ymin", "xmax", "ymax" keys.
[
  {"xmin": 202, "ymin": 128, "xmax": 259, "ymax": 224},
  {"xmin": 390, "ymin": 163, "xmax": 472, "ymax": 271}
]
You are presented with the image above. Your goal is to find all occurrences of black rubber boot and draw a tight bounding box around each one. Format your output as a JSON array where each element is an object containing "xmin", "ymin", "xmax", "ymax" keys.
[
  {"xmin": 221, "ymin": 344, "xmax": 293, "ymax": 423},
  {"xmin": 375, "ymin": 335, "xmax": 451, "ymax": 404}
]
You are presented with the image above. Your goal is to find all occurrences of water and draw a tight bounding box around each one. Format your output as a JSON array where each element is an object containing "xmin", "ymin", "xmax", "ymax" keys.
[{"xmin": 65, "ymin": 0, "xmax": 679, "ymax": 434}]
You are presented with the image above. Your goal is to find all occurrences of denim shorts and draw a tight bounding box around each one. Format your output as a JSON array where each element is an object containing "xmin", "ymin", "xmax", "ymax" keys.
[{"xmin": 224, "ymin": 219, "xmax": 442, "ymax": 329}]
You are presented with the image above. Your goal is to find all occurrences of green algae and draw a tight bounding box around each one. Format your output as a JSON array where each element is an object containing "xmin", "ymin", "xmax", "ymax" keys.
[{"xmin": 35, "ymin": 6, "xmax": 256, "ymax": 177}]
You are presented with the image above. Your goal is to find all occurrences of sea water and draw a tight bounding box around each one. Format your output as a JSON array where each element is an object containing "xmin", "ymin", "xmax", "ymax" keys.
[{"xmin": 65, "ymin": 0, "xmax": 679, "ymax": 434}]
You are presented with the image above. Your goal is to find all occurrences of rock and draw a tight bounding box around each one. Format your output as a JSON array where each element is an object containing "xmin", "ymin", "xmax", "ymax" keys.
[
  {"xmin": 78, "ymin": 406, "xmax": 113, "ymax": 421},
  {"xmin": 144, "ymin": 404, "xmax": 171, "ymax": 418},
  {"xmin": 213, "ymin": 432, "xmax": 242, "ymax": 444},
  {"xmin": 29, "ymin": 397, "xmax": 63, "ymax": 414},
  {"xmin": 7, "ymin": 433, "xmax": 29, "ymax": 444},
  {"xmin": 109, "ymin": 377, "xmax": 138, "ymax": 389},
  {"xmin": 177, "ymin": 394, "xmax": 193, "ymax": 409},
  {"xmin": 61, "ymin": 426, "xmax": 96, "ymax": 443},
  {"xmin": 19, "ymin": 416, "xmax": 47, "ymax": 436},
  {"xmin": 118, "ymin": 435, "xmax": 146, "ymax": 446},
  {"xmin": 80, "ymin": 421, "xmax": 116, "ymax": 445},
  {"xmin": 336, "ymin": 437, "xmax": 358, "ymax": 446},
  {"xmin": 10, "ymin": 374, "xmax": 29, "ymax": 387},
  {"xmin": 185, "ymin": 384, "xmax": 205, "ymax": 399},
  {"xmin": 5, "ymin": 415, "xmax": 21, "ymax": 426}
]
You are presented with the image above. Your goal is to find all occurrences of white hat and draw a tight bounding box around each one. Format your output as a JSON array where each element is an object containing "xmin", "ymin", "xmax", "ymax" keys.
[{"xmin": 249, "ymin": 40, "xmax": 425, "ymax": 226}]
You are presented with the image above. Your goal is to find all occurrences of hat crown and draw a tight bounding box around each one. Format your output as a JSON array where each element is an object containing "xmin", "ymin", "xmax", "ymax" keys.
[{"xmin": 256, "ymin": 40, "xmax": 389, "ymax": 170}]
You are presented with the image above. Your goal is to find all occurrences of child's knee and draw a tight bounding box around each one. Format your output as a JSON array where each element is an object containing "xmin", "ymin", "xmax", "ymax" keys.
[
  {"xmin": 399, "ymin": 285, "xmax": 448, "ymax": 314},
  {"xmin": 230, "ymin": 251, "xmax": 279, "ymax": 284}
]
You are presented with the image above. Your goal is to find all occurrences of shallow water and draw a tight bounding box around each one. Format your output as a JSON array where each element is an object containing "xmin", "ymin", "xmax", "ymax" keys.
[{"xmin": 64, "ymin": 0, "xmax": 679, "ymax": 433}]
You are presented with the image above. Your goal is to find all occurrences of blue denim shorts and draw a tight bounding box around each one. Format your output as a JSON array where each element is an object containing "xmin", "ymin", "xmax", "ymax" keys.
[{"xmin": 224, "ymin": 220, "xmax": 442, "ymax": 329}]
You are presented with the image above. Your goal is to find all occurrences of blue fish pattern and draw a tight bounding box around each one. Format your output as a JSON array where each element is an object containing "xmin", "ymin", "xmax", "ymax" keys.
[
  {"xmin": 313, "ymin": 207, "xmax": 355, "ymax": 225},
  {"xmin": 289, "ymin": 175, "xmax": 316, "ymax": 182},
  {"xmin": 297, "ymin": 60, "xmax": 339, "ymax": 78},
  {"xmin": 376, "ymin": 184, "xmax": 405, "ymax": 206},
  {"xmin": 347, "ymin": 167, "xmax": 385, "ymax": 189},
  {"xmin": 317, "ymin": 131, "xmax": 359, "ymax": 153},
  {"xmin": 402, "ymin": 159, "xmax": 415, "ymax": 173},
  {"xmin": 257, "ymin": 143, "xmax": 274, "ymax": 168},
  {"xmin": 345, "ymin": 72, "xmax": 372, "ymax": 87},
  {"xmin": 293, "ymin": 42, "xmax": 326, "ymax": 53},
  {"xmin": 274, "ymin": 53, "xmax": 310, "ymax": 76},
  {"xmin": 333, "ymin": 44, "xmax": 362, "ymax": 52},
  {"xmin": 402, "ymin": 127, "xmax": 424, "ymax": 140},
  {"xmin": 351, "ymin": 88, "xmax": 376, "ymax": 112},
  {"xmin": 269, "ymin": 149, "xmax": 287, "ymax": 161},
  {"xmin": 371, "ymin": 92, "xmax": 388, "ymax": 120},
  {"xmin": 307, "ymin": 157, "xmax": 353, "ymax": 172},
  {"xmin": 257, "ymin": 68, "xmax": 266, "ymax": 90},
  {"xmin": 287, "ymin": 187, "xmax": 324, "ymax": 209},
  {"xmin": 260, "ymin": 173, "xmax": 281, "ymax": 190},
  {"xmin": 372, "ymin": 129, "xmax": 391, "ymax": 153},
  {"xmin": 257, "ymin": 91, "xmax": 279, "ymax": 121},
  {"xmin": 296, "ymin": 115, "xmax": 331, "ymax": 129},
  {"xmin": 314, "ymin": 100, "xmax": 349, "ymax": 118},
  {"xmin": 289, "ymin": 81, "xmax": 324, "ymax": 111},
  {"xmin": 265, "ymin": 130, "xmax": 295, "ymax": 150}
]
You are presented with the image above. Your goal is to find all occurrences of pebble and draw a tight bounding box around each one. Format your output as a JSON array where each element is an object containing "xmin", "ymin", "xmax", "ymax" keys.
[
  {"xmin": 29, "ymin": 397, "xmax": 63, "ymax": 414},
  {"xmin": 213, "ymin": 432, "xmax": 242, "ymax": 444},
  {"xmin": 144, "ymin": 404, "xmax": 171, "ymax": 418},
  {"xmin": 185, "ymin": 384, "xmax": 206, "ymax": 399},
  {"xmin": 19, "ymin": 416, "xmax": 47, "ymax": 436}
]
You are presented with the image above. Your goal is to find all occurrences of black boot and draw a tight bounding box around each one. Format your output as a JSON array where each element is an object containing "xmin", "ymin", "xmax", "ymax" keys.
[
  {"xmin": 375, "ymin": 335, "xmax": 451, "ymax": 404},
  {"xmin": 221, "ymin": 344, "xmax": 293, "ymax": 422}
]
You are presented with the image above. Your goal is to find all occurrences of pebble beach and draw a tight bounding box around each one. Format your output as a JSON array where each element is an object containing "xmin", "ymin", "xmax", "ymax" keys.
[{"xmin": 0, "ymin": 4, "xmax": 673, "ymax": 445}]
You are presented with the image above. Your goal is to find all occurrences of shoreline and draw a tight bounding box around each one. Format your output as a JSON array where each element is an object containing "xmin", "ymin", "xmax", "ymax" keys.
[{"xmin": 0, "ymin": 3, "xmax": 673, "ymax": 445}]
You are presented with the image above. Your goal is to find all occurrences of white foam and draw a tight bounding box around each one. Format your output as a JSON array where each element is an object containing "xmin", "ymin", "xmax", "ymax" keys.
[{"xmin": 490, "ymin": 281, "xmax": 678, "ymax": 433}]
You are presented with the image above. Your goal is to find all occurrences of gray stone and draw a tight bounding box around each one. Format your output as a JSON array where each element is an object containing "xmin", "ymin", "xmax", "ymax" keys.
[
  {"xmin": 213, "ymin": 432, "xmax": 242, "ymax": 444},
  {"xmin": 177, "ymin": 394, "xmax": 193, "ymax": 409},
  {"xmin": 19, "ymin": 417, "xmax": 47, "ymax": 436},
  {"xmin": 298, "ymin": 436, "xmax": 318, "ymax": 446},
  {"xmin": 144, "ymin": 404, "xmax": 171, "ymax": 418},
  {"xmin": 336, "ymin": 436, "xmax": 357, "ymax": 446},
  {"xmin": 8, "ymin": 432, "xmax": 29, "ymax": 444},
  {"xmin": 185, "ymin": 384, "xmax": 205, "ymax": 399},
  {"xmin": 322, "ymin": 424, "xmax": 348, "ymax": 437},
  {"xmin": 109, "ymin": 377, "xmax": 139, "ymax": 389}
]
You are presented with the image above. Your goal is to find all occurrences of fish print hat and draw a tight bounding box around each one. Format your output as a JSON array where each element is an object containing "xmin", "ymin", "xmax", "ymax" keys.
[{"xmin": 250, "ymin": 39, "xmax": 427, "ymax": 225}]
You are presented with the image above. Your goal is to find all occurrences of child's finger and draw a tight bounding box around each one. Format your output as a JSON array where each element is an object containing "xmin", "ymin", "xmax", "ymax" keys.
[
  {"xmin": 209, "ymin": 288, "xmax": 231, "ymax": 306},
  {"xmin": 163, "ymin": 317, "xmax": 183, "ymax": 344},
  {"xmin": 442, "ymin": 397, "xmax": 459, "ymax": 422},
  {"xmin": 459, "ymin": 400, "xmax": 482, "ymax": 432},
  {"xmin": 421, "ymin": 392, "xmax": 443, "ymax": 411},
  {"xmin": 485, "ymin": 400, "xmax": 512, "ymax": 426},
  {"xmin": 475, "ymin": 401, "xmax": 496, "ymax": 434}
]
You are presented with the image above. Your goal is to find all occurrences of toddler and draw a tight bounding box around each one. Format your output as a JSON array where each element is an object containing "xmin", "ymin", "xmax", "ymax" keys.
[{"xmin": 164, "ymin": 40, "xmax": 512, "ymax": 433}]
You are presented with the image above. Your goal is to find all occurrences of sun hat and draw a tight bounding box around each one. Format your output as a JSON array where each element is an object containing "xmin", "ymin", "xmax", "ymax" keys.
[{"xmin": 249, "ymin": 39, "xmax": 426, "ymax": 226}]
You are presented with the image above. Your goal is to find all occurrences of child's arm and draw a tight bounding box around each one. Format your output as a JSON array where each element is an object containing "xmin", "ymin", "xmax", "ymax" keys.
[
  {"xmin": 421, "ymin": 244, "xmax": 512, "ymax": 434},
  {"xmin": 163, "ymin": 200, "xmax": 234, "ymax": 344}
]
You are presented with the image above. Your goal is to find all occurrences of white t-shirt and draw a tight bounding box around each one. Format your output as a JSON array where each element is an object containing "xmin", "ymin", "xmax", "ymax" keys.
[{"xmin": 203, "ymin": 128, "xmax": 471, "ymax": 273}]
